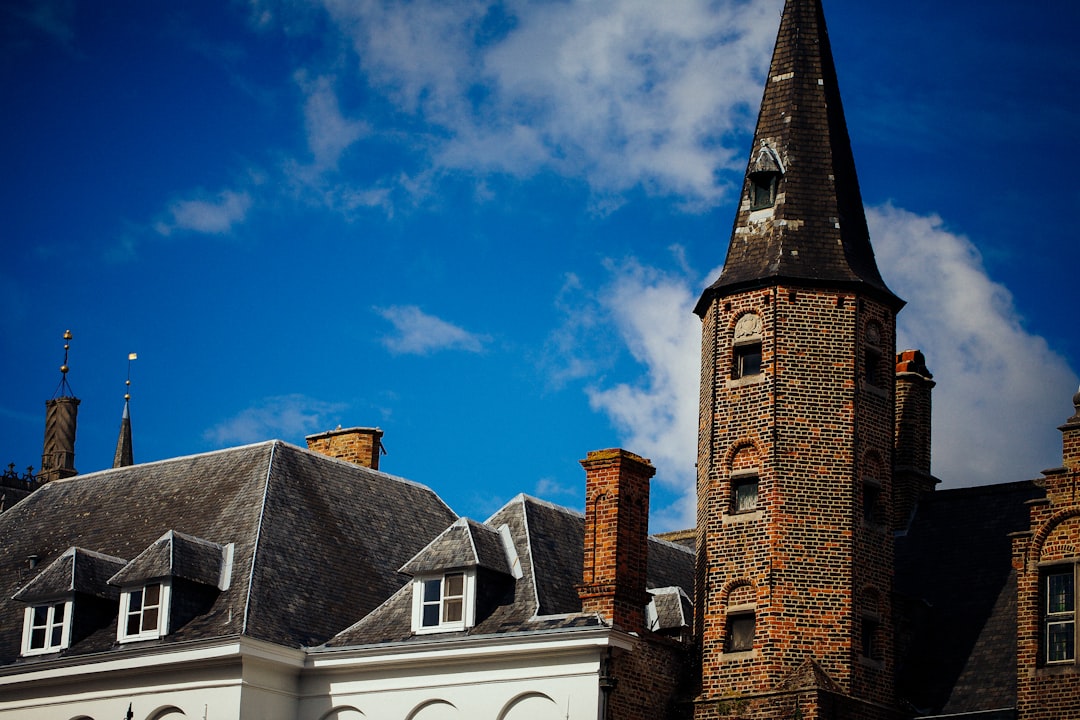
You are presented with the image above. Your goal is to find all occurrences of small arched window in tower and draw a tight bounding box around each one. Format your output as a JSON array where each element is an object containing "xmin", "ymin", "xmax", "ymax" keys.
[
  {"xmin": 864, "ymin": 321, "xmax": 884, "ymax": 387},
  {"xmin": 748, "ymin": 145, "xmax": 784, "ymax": 211},
  {"xmin": 732, "ymin": 313, "xmax": 763, "ymax": 380},
  {"xmin": 860, "ymin": 588, "xmax": 885, "ymax": 664},
  {"xmin": 724, "ymin": 583, "xmax": 756, "ymax": 654}
]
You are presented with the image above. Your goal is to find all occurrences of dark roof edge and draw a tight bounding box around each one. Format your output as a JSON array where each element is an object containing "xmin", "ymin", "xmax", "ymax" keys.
[{"xmin": 695, "ymin": 275, "xmax": 905, "ymax": 317}]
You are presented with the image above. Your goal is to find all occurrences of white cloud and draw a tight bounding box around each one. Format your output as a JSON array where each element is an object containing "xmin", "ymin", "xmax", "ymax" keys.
[
  {"xmin": 868, "ymin": 203, "xmax": 1078, "ymax": 487},
  {"xmin": 156, "ymin": 189, "xmax": 252, "ymax": 236},
  {"xmin": 296, "ymin": 72, "xmax": 370, "ymax": 172},
  {"xmin": 313, "ymin": 0, "xmax": 782, "ymax": 203},
  {"xmin": 375, "ymin": 305, "xmax": 490, "ymax": 355},
  {"xmin": 204, "ymin": 394, "xmax": 348, "ymax": 446},
  {"xmin": 548, "ymin": 257, "xmax": 703, "ymax": 529}
]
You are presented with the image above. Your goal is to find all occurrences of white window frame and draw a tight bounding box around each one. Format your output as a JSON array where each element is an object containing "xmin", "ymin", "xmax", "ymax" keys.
[
  {"xmin": 411, "ymin": 570, "xmax": 476, "ymax": 634},
  {"xmin": 117, "ymin": 581, "xmax": 171, "ymax": 642},
  {"xmin": 21, "ymin": 599, "xmax": 72, "ymax": 656},
  {"xmin": 1044, "ymin": 565, "xmax": 1076, "ymax": 665}
]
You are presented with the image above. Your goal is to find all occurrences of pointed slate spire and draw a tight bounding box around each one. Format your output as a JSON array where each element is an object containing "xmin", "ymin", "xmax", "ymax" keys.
[
  {"xmin": 696, "ymin": 0, "xmax": 901, "ymax": 315},
  {"xmin": 113, "ymin": 353, "xmax": 136, "ymax": 468},
  {"xmin": 112, "ymin": 400, "xmax": 133, "ymax": 468}
]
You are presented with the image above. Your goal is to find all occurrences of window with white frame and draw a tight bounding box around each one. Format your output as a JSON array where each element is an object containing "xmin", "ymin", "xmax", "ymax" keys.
[
  {"xmin": 412, "ymin": 571, "xmax": 475, "ymax": 633},
  {"xmin": 118, "ymin": 582, "xmax": 170, "ymax": 642},
  {"xmin": 21, "ymin": 600, "xmax": 71, "ymax": 655},
  {"xmin": 1045, "ymin": 566, "xmax": 1076, "ymax": 664}
]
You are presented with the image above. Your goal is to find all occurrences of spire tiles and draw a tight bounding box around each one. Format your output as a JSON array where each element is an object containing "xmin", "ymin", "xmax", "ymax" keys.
[{"xmin": 697, "ymin": 0, "xmax": 901, "ymax": 315}]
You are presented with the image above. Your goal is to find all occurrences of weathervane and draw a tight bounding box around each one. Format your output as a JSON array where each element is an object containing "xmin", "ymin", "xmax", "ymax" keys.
[{"xmin": 51, "ymin": 330, "xmax": 75, "ymax": 399}]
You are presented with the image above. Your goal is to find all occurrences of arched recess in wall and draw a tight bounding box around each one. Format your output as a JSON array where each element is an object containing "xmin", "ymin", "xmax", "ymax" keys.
[
  {"xmin": 497, "ymin": 691, "xmax": 562, "ymax": 720},
  {"xmin": 405, "ymin": 699, "xmax": 459, "ymax": 720},
  {"xmin": 318, "ymin": 707, "xmax": 366, "ymax": 720},
  {"xmin": 145, "ymin": 706, "xmax": 185, "ymax": 720},
  {"xmin": 1030, "ymin": 509, "xmax": 1080, "ymax": 566},
  {"xmin": 68, "ymin": 716, "xmax": 95, "ymax": 720}
]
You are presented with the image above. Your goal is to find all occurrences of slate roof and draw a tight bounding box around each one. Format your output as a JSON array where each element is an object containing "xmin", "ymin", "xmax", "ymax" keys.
[
  {"xmin": 323, "ymin": 494, "xmax": 696, "ymax": 648},
  {"xmin": 696, "ymin": 0, "xmax": 900, "ymax": 315},
  {"xmin": 0, "ymin": 441, "xmax": 456, "ymax": 666},
  {"xmin": 400, "ymin": 517, "xmax": 512, "ymax": 576},
  {"xmin": 895, "ymin": 480, "xmax": 1042, "ymax": 715},
  {"xmin": 108, "ymin": 530, "xmax": 228, "ymax": 589},
  {"xmin": 13, "ymin": 547, "xmax": 125, "ymax": 602}
]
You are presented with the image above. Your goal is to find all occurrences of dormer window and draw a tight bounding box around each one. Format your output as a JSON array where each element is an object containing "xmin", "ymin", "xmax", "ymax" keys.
[
  {"xmin": 749, "ymin": 172, "xmax": 780, "ymax": 210},
  {"xmin": 21, "ymin": 600, "xmax": 71, "ymax": 655},
  {"xmin": 412, "ymin": 571, "xmax": 476, "ymax": 633},
  {"xmin": 748, "ymin": 145, "xmax": 784, "ymax": 211},
  {"xmin": 118, "ymin": 582, "xmax": 171, "ymax": 642}
]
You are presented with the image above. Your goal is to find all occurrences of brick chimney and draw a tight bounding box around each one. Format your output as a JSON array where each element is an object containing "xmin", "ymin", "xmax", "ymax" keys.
[
  {"xmin": 40, "ymin": 396, "xmax": 79, "ymax": 484},
  {"xmin": 893, "ymin": 349, "xmax": 937, "ymax": 530},
  {"xmin": 577, "ymin": 448, "xmax": 654, "ymax": 633},
  {"xmin": 305, "ymin": 427, "xmax": 383, "ymax": 470}
]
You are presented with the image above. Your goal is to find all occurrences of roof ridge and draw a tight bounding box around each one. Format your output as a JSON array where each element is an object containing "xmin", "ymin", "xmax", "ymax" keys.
[{"xmin": 241, "ymin": 440, "xmax": 276, "ymax": 636}]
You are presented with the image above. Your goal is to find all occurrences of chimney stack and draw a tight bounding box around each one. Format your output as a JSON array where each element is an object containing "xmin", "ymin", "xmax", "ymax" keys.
[
  {"xmin": 577, "ymin": 448, "xmax": 654, "ymax": 633},
  {"xmin": 893, "ymin": 349, "xmax": 937, "ymax": 530},
  {"xmin": 305, "ymin": 427, "xmax": 384, "ymax": 470},
  {"xmin": 1061, "ymin": 387, "xmax": 1080, "ymax": 471}
]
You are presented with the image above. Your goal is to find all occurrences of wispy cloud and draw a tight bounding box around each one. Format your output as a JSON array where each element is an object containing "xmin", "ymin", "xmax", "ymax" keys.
[
  {"xmin": 375, "ymin": 305, "xmax": 490, "ymax": 355},
  {"xmin": 869, "ymin": 204, "xmax": 1078, "ymax": 486},
  {"xmin": 203, "ymin": 394, "xmax": 347, "ymax": 446},
  {"xmin": 297, "ymin": 0, "xmax": 783, "ymax": 204},
  {"xmin": 155, "ymin": 189, "xmax": 253, "ymax": 236}
]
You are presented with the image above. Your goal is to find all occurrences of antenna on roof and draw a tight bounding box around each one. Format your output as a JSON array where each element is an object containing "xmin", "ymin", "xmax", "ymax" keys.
[{"xmin": 50, "ymin": 330, "xmax": 75, "ymax": 399}]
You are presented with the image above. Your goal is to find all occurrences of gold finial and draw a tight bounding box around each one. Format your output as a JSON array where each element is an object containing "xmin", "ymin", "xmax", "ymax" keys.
[{"xmin": 52, "ymin": 330, "xmax": 75, "ymax": 398}]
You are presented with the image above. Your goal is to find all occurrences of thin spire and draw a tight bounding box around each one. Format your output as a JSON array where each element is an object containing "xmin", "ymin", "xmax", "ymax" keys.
[
  {"xmin": 697, "ymin": 0, "xmax": 901, "ymax": 314},
  {"xmin": 112, "ymin": 353, "xmax": 136, "ymax": 468}
]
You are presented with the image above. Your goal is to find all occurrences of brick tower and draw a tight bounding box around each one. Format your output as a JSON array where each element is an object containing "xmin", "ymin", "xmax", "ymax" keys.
[{"xmin": 693, "ymin": 1, "xmax": 904, "ymax": 718}]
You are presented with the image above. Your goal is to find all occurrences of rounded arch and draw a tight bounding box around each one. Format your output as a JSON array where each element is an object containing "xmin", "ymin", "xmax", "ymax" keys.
[
  {"xmin": 317, "ymin": 706, "xmax": 366, "ymax": 720},
  {"xmin": 1029, "ymin": 508, "xmax": 1080, "ymax": 567},
  {"xmin": 497, "ymin": 691, "xmax": 561, "ymax": 720},
  {"xmin": 719, "ymin": 578, "xmax": 756, "ymax": 607},
  {"xmin": 859, "ymin": 584, "xmax": 885, "ymax": 613},
  {"xmin": 405, "ymin": 699, "xmax": 458, "ymax": 720},
  {"xmin": 724, "ymin": 440, "xmax": 763, "ymax": 474},
  {"xmin": 69, "ymin": 716, "xmax": 95, "ymax": 720},
  {"xmin": 861, "ymin": 449, "xmax": 885, "ymax": 480},
  {"xmin": 145, "ymin": 708, "xmax": 185, "ymax": 720}
]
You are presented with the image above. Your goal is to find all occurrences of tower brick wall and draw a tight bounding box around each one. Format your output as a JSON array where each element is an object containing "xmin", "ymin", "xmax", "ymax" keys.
[
  {"xmin": 577, "ymin": 448, "xmax": 654, "ymax": 633},
  {"xmin": 1013, "ymin": 391, "xmax": 1080, "ymax": 719},
  {"xmin": 695, "ymin": 287, "xmax": 897, "ymax": 719},
  {"xmin": 305, "ymin": 427, "xmax": 383, "ymax": 470}
]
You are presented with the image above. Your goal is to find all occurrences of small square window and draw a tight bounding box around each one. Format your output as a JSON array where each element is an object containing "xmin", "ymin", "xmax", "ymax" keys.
[
  {"xmin": 865, "ymin": 348, "xmax": 882, "ymax": 386},
  {"xmin": 118, "ymin": 582, "xmax": 169, "ymax": 642},
  {"xmin": 414, "ymin": 571, "xmax": 473, "ymax": 633},
  {"xmin": 862, "ymin": 481, "xmax": 882, "ymax": 525},
  {"xmin": 733, "ymin": 343, "xmax": 762, "ymax": 379},
  {"xmin": 22, "ymin": 601, "xmax": 70, "ymax": 655},
  {"xmin": 749, "ymin": 173, "xmax": 779, "ymax": 211},
  {"xmin": 725, "ymin": 612, "xmax": 755, "ymax": 652},
  {"xmin": 732, "ymin": 476, "xmax": 759, "ymax": 514},
  {"xmin": 861, "ymin": 615, "xmax": 880, "ymax": 660}
]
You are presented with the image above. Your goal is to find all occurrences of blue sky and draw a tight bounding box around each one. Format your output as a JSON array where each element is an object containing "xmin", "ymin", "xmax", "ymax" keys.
[{"xmin": 2, "ymin": 0, "xmax": 1077, "ymax": 531}]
